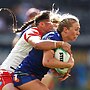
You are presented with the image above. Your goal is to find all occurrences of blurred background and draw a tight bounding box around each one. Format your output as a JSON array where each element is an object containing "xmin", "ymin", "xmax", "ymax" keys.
[{"xmin": 0, "ymin": 0, "xmax": 90, "ymax": 90}]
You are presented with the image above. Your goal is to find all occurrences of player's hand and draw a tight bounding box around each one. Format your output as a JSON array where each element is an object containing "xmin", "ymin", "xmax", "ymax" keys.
[
  {"xmin": 58, "ymin": 73, "xmax": 71, "ymax": 82},
  {"xmin": 61, "ymin": 42, "xmax": 72, "ymax": 55},
  {"xmin": 51, "ymin": 69, "xmax": 71, "ymax": 82}
]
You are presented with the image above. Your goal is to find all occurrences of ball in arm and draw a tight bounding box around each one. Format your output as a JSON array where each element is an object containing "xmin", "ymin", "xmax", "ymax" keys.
[{"xmin": 54, "ymin": 48, "xmax": 70, "ymax": 74}]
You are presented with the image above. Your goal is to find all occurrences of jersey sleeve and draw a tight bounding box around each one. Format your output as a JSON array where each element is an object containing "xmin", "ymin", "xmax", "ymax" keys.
[{"xmin": 23, "ymin": 28, "xmax": 41, "ymax": 42}]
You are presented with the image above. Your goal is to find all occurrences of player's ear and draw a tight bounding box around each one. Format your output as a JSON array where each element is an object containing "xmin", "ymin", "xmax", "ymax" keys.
[
  {"xmin": 63, "ymin": 27, "xmax": 68, "ymax": 33},
  {"xmin": 39, "ymin": 22, "xmax": 45, "ymax": 27}
]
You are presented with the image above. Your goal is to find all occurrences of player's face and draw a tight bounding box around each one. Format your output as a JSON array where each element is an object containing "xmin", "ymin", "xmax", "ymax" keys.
[
  {"xmin": 43, "ymin": 20, "xmax": 54, "ymax": 32},
  {"xmin": 67, "ymin": 22, "xmax": 80, "ymax": 41},
  {"xmin": 52, "ymin": 21, "xmax": 59, "ymax": 30}
]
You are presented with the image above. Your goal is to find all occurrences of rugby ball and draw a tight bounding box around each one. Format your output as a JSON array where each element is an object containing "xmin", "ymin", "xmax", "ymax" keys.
[{"xmin": 54, "ymin": 48, "xmax": 70, "ymax": 74}]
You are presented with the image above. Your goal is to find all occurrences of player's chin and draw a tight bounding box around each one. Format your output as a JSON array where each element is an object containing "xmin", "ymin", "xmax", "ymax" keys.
[{"xmin": 72, "ymin": 37, "xmax": 78, "ymax": 41}]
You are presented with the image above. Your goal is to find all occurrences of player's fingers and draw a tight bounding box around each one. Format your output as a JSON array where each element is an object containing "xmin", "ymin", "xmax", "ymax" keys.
[
  {"xmin": 58, "ymin": 76, "xmax": 69, "ymax": 81},
  {"xmin": 66, "ymin": 73, "xmax": 71, "ymax": 77},
  {"xmin": 59, "ymin": 73, "xmax": 71, "ymax": 81}
]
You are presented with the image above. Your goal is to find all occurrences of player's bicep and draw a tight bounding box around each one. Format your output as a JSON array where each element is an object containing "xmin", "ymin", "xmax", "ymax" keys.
[{"xmin": 28, "ymin": 36, "xmax": 41, "ymax": 45}]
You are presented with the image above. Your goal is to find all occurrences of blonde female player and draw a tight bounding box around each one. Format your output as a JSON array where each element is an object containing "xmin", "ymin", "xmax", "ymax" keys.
[
  {"xmin": 13, "ymin": 13, "xmax": 80, "ymax": 90},
  {"xmin": 0, "ymin": 10, "xmax": 71, "ymax": 90}
]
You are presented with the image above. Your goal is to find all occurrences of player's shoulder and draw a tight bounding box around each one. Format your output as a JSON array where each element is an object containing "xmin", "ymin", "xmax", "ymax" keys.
[
  {"xmin": 43, "ymin": 31, "xmax": 56, "ymax": 37},
  {"xmin": 24, "ymin": 27, "xmax": 40, "ymax": 35},
  {"xmin": 42, "ymin": 31, "xmax": 59, "ymax": 40},
  {"xmin": 46, "ymin": 31, "xmax": 56, "ymax": 35}
]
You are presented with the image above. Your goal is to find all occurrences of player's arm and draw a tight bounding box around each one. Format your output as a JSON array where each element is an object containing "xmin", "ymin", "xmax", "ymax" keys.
[
  {"xmin": 24, "ymin": 29, "xmax": 71, "ymax": 53},
  {"xmin": 42, "ymin": 50, "xmax": 74, "ymax": 69},
  {"xmin": 28, "ymin": 36, "xmax": 64, "ymax": 50},
  {"xmin": 27, "ymin": 35, "xmax": 71, "ymax": 54}
]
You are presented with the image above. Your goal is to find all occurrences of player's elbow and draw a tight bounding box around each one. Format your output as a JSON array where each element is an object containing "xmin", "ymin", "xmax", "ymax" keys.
[
  {"xmin": 29, "ymin": 42, "xmax": 40, "ymax": 49},
  {"xmin": 28, "ymin": 39, "xmax": 40, "ymax": 49},
  {"xmin": 42, "ymin": 60, "xmax": 49, "ymax": 67},
  {"xmin": 33, "ymin": 43, "xmax": 40, "ymax": 49},
  {"xmin": 32, "ymin": 43, "xmax": 38, "ymax": 49}
]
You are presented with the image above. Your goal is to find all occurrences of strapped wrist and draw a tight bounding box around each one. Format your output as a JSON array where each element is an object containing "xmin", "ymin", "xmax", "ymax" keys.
[
  {"xmin": 61, "ymin": 41, "xmax": 64, "ymax": 47},
  {"xmin": 54, "ymin": 42, "xmax": 57, "ymax": 48}
]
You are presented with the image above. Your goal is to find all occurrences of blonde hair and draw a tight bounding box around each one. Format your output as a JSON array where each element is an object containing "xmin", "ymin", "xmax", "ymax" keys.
[
  {"xmin": 50, "ymin": 4, "xmax": 62, "ymax": 23},
  {"xmin": 61, "ymin": 13, "xmax": 79, "ymax": 23},
  {"xmin": 57, "ymin": 13, "xmax": 80, "ymax": 33},
  {"xmin": 50, "ymin": 13, "xmax": 61, "ymax": 23}
]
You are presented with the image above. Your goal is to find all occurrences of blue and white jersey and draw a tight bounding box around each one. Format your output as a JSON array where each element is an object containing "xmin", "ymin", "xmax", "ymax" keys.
[
  {"xmin": 42, "ymin": 31, "xmax": 63, "ymax": 41},
  {"xmin": 15, "ymin": 31, "xmax": 63, "ymax": 80}
]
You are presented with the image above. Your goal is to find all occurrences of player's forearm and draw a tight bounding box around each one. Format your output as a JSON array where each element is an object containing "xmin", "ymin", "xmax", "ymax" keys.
[
  {"xmin": 43, "ymin": 58, "xmax": 72, "ymax": 69},
  {"xmin": 32, "ymin": 40, "xmax": 64, "ymax": 50}
]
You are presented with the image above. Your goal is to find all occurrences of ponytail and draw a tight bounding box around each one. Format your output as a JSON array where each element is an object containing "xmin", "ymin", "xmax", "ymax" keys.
[
  {"xmin": 0, "ymin": 8, "xmax": 35, "ymax": 33},
  {"xmin": 15, "ymin": 10, "xmax": 50, "ymax": 33},
  {"xmin": 14, "ymin": 20, "xmax": 34, "ymax": 33},
  {"xmin": 0, "ymin": 8, "xmax": 50, "ymax": 33}
]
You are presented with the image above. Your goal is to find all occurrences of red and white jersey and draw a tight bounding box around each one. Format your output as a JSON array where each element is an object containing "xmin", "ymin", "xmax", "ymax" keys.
[{"xmin": 0, "ymin": 27, "xmax": 42, "ymax": 72}]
